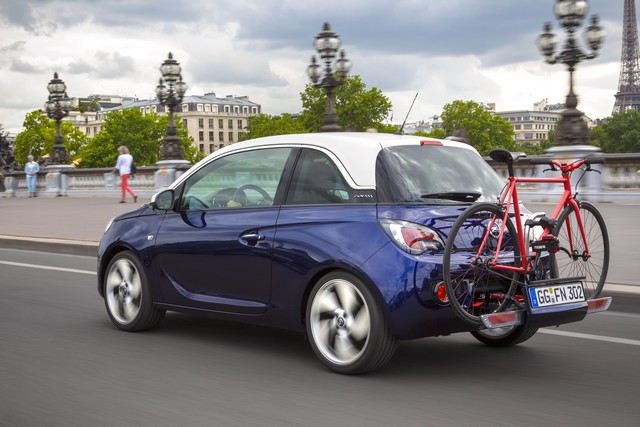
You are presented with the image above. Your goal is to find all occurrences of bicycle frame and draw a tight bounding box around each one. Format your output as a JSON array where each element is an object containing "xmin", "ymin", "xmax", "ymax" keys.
[{"xmin": 477, "ymin": 159, "xmax": 590, "ymax": 275}]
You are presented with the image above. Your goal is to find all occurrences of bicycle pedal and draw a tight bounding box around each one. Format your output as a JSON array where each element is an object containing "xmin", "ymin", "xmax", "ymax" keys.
[{"xmin": 530, "ymin": 235, "xmax": 559, "ymax": 253}]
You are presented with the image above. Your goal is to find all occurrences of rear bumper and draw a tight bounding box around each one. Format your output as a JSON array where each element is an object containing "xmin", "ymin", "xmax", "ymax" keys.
[{"xmin": 481, "ymin": 296, "xmax": 612, "ymax": 329}]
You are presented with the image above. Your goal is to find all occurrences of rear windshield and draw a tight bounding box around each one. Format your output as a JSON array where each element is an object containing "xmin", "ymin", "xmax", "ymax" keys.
[{"xmin": 376, "ymin": 145, "xmax": 504, "ymax": 203}]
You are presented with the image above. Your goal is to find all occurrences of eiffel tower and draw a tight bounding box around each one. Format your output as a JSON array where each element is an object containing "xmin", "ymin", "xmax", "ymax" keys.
[{"xmin": 613, "ymin": 0, "xmax": 640, "ymax": 113}]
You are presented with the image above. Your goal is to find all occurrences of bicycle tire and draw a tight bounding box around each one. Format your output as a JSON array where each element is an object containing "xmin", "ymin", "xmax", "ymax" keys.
[
  {"xmin": 443, "ymin": 203, "xmax": 522, "ymax": 326},
  {"xmin": 551, "ymin": 201, "xmax": 609, "ymax": 299}
]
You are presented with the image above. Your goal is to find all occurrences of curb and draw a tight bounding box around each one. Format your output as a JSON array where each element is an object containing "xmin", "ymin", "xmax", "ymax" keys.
[{"xmin": 0, "ymin": 235, "xmax": 99, "ymax": 257}]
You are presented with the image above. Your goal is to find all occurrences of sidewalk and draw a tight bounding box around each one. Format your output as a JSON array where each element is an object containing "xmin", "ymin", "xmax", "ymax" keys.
[
  {"xmin": 0, "ymin": 194, "xmax": 147, "ymax": 254},
  {"xmin": 1, "ymin": 194, "xmax": 639, "ymax": 296}
]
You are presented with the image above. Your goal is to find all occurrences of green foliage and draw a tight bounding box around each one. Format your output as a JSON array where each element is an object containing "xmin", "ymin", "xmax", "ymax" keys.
[
  {"xmin": 518, "ymin": 139, "xmax": 553, "ymax": 156},
  {"xmin": 78, "ymin": 108, "xmax": 201, "ymax": 168},
  {"xmin": 590, "ymin": 110, "xmax": 640, "ymax": 153},
  {"xmin": 241, "ymin": 114, "xmax": 307, "ymax": 141},
  {"xmin": 439, "ymin": 100, "xmax": 515, "ymax": 156},
  {"xmin": 413, "ymin": 128, "xmax": 447, "ymax": 139},
  {"xmin": 14, "ymin": 110, "xmax": 86, "ymax": 166},
  {"xmin": 300, "ymin": 75, "xmax": 392, "ymax": 132}
]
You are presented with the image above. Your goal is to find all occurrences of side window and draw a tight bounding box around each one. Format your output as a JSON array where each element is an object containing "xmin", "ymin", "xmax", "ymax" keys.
[
  {"xmin": 180, "ymin": 148, "xmax": 292, "ymax": 210},
  {"xmin": 286, "ymin": 149, "xmax": 350, "ymax": 205}
]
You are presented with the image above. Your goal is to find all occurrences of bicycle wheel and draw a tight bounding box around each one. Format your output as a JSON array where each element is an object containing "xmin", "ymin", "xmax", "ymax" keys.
[
  {"xmin": 551, "ymin": 201, "xmax": 609, "ymax": 299},
  {"xmin": 443, "ymin": 203, "xmax": 522, "ymax": 326}
]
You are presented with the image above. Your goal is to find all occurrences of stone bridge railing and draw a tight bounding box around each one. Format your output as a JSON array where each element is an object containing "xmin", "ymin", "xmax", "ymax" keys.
[{"xmin": 2, "ymin": 150, "xmax": 640, "ymax": 202}]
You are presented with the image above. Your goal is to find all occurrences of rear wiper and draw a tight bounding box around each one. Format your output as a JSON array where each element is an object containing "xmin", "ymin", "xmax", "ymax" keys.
[{"xmin": 420, "ymin": 191, "xmax": 481, "ymax": 202}]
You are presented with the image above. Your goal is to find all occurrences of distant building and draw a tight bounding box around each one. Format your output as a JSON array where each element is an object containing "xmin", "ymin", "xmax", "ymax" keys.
[{"xmin": 66, "ymin": 92, "xmax": 261, "ymax": 155}]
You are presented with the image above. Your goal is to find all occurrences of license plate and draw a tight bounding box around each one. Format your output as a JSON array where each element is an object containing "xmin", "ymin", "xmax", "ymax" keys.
[{"xmin": 528, "ymin": 282, "xmax": 585, "ymax": 308}]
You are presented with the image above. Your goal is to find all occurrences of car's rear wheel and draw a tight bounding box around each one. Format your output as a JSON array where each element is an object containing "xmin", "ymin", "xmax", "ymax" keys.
[
  {"xmin": 306, "ymin": 272, "xmax": 397, "ymax": 374},
  {"xmin": 103, "ymin": 251, "xmax": 165, "ymax": 332},
  {"xmin": 470, "ymin": 325, "xmax": 538, "ymax": 346}
]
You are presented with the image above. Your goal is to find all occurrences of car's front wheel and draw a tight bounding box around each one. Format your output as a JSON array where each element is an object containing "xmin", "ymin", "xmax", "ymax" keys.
[
  {"xmin": 103, "ymin": 251, "xmax": 165, "ymax": 332},
  {"xmin": 306, "ymin": 272, "xmax": 397, "ymax": 374}
]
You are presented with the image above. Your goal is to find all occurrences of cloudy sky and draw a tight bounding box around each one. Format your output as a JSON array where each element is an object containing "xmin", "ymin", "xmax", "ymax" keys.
[{"xmin": 0, "ymin": 0, "xmax": 628, "ymax": 133}]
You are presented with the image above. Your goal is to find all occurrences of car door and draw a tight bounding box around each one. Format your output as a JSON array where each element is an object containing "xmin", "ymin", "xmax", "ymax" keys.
[{"xmin": 153, "ymin": 147, "xmax": 294, "ymax": 314}]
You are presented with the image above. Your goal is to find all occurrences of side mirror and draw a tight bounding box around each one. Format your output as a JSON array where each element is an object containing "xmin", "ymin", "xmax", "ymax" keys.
[{"xmin": 151, "ymin": 189, "xmax": 175, "ymax": 210}]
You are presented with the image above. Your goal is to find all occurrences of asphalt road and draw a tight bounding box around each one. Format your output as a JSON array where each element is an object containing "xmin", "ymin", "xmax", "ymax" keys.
[{"xmin": 1, "ymin": 248, "xmax": 639, "ymax": 427}]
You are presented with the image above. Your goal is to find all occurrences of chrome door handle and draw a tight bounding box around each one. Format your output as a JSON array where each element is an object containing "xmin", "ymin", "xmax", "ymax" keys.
[{"xmin": 240, "ymin": 233, "xmax": 265, "ymax": 242}]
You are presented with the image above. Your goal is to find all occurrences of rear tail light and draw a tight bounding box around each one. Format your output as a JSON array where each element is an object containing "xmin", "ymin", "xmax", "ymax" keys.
[
  {"xmin": 434, "ymin": 281, "xmax": 448, "ymax": 304},
  {"xmin": 379, "ymin": 219, "xmax": 444, "ymax": 255}
]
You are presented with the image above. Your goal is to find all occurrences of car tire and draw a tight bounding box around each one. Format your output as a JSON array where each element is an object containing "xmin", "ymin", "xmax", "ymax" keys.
[
  {"xmin": 306, "ymin": 272, "xmax": 397, "ymax": 374},
  {"xmin": 470, "ymin": 325, "xmax": 538, "ymax": 347},
  {"xmin": 103, "ymin": 251, "xmax": 165, "ymax": 332}
]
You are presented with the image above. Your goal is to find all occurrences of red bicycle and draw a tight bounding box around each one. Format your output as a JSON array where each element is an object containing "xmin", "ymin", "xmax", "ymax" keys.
[{"xmin": 443, "ymin": 148, "xmax": 611, "ymax": 335}]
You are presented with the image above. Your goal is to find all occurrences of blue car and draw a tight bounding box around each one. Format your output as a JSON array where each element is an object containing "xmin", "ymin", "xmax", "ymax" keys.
[{"xmin": 98, "ymin": 133, "xmax": 543, "ymax": 374}]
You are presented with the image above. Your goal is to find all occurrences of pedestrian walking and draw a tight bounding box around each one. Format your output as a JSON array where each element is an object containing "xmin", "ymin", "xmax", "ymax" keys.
[
  {"xmin": 24, "ymin": 155, "xmax": 39, "ymax": 197},
  {"xmin": 114, "ymin": 146, "xmax": 137, "ymax": 204}
]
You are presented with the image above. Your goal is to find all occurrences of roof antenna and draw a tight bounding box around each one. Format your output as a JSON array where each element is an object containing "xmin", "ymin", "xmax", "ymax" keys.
[{"xmin": 396, "ymin": 93, "xmax": 418, "ymax": 135}]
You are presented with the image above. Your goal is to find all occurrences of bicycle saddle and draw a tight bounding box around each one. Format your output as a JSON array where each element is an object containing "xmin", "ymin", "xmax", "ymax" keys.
[{"xmin": 490, "ymin": 148, "xmax": 527, "ymax": 164}]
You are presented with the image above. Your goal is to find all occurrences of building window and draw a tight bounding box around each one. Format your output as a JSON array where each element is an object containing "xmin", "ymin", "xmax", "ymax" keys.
[
  {"xmin": 205, "ymin": 104, "xmax": 211, "ymax": 112},
  {"xmin": 86, "ymin": 127, "xmax": 90, "ymax": 135},
  {"xmin": 199, "ymin": 144, "xmax": 204, "ymax": 152},
  {"xmin": 514, "ymin": 125, "xmax": 521, "ymax": 130},
  {"xmin": 198, "ymin": 118, "xmax": 204, "ymax": 128},
  {"xmin": 209, "ymin": 131, "xmax": 214, "ymax": 141},
  {"xmin": 524, "ymin": 124, "xmax": 532, "ymax": 129},
  {"xmin": 237, "ymin": 119, "xmax": 243, "ymax": 129},
  {"xmin": 524, "ymin": 133, "xmax": 533, "ymax": 140},
  {"xmin": 218, "ymin": 119, "xmax": 224, "ymax": 128},
  {"xmin": 228, "ymin": 119, "xmax": 233, "ymax": 129},
  {"xmin": 197, "ymin": 104, "xmax": 203, "ymax": 112},
  {"xmin": 183, "ymin": 119, "xmax": 188, "ymax": 128},
  {"xmin": 94, "ymin": 127, "xmax": 97, "ymax": 135},
  {"xmin": 182, "ymin": 104, "xmax": 189, "ymax": 112},
  {"xmin": 229, "ymin": 132, "xmax": 234, "ymax": 142},
  {"xmin": 208, "ymin": 118, "xmax": 214, "ymax": 128},
  {"xmin": 219, "ymin": 131, "xmax": 224, "ymax": 142},
  {"xmin": 252, "ymin": 107, "xmax": 258, "ymax": 114},
  {"xmin": 219, "ymin": 144, "xmax": 224, "ymax": 149},
  {"xmin": 233, "ymin": 106, "xmax": 239, "ymax": 113},
  {"xmin": 243, "ymin": 107, "xmax": 248, "ymax": 114},
  {"xmin": 199, "ymin": 131, "xmax": 204, "ymax": 141},
  {"xmin": 209, "ymin": 144, "xmax": 214, "ymax": 153}
]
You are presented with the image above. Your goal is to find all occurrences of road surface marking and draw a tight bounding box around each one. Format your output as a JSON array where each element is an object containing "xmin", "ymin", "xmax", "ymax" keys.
[
  {"xmin": 0, "ymin": 260, "xmax": 96, "ymax": 276},
  {"xmin": 539, "ymin": 328, "xmax": 640, "ymax": 346}
]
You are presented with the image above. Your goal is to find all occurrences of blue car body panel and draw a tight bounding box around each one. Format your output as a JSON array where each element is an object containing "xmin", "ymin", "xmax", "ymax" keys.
[{"xmin": 99, "ymin": 201, "xmax": 474, "ymax": 339}]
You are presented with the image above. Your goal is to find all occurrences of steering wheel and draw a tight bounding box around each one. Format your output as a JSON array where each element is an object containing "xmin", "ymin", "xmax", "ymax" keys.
[
  {"xmin": 233, "ymin": 184, "xmax": 272, "ymax": 206},
  {"xmin": 211, "ymin": 188, "xmax": 237, "ymax": 208}
]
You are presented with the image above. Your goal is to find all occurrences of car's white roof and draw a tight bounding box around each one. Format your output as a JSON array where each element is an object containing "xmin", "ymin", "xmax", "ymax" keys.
[{"xmin": 175, "ymin": 132, "xmax": 480, "ymax": 190}]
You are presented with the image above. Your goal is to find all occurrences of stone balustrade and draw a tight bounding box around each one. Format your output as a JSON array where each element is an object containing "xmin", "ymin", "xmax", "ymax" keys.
[{"xmin": 2, "ymin": 151, "xmax": 640, "ymax": 201}]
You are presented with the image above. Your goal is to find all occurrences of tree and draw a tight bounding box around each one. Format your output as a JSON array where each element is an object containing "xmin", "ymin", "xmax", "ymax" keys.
[
  {"xmin": 78, "ymin": 108, "xmax": 202, "ymax": 168},
  {"xmin": 14, "ymin": 110, "xmax": 86, "ymax": 166},
  {"xmin": 299, "ymin": 75, "xmax": 392, "ymax": 132},
  {"xmin": 241, "ymin": 113, "xmax": 307, "ymax": 141},
  {"xmin": 438, "ymin": 100, "xmax": 515, "ymax": 156},
  {"xmin": 590, "ymin": 110, "xmax": 640, "ymax": 153}
]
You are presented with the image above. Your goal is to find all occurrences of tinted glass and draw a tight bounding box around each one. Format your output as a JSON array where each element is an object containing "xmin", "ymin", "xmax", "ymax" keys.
[
  {"xmin": 377, "ymin": 145, "xmax": 504, "ymax": 203},
  {"xmin": 181, "ymin": 147, "xmax": 292, "ymax": 210},
  {"xmin": 286, "ymin": 149, "xmax": 351, "ymax": 204}
]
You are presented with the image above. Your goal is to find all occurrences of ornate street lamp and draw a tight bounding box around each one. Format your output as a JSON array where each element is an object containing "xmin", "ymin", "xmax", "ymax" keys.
[
  {"xmin": 536, "ymin": 0, "xmax": 604, "ymax": 145},
  {"xmin": 307, "ymin": 22, "xmax": 352, "ymax": 132},
  {"xmin": 156, "ymin": 52, "xmax": 188, "ymax": 160},
  {"xmin": 45, "ymin": 72, "xmax": 72, "ymax": 164}
]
